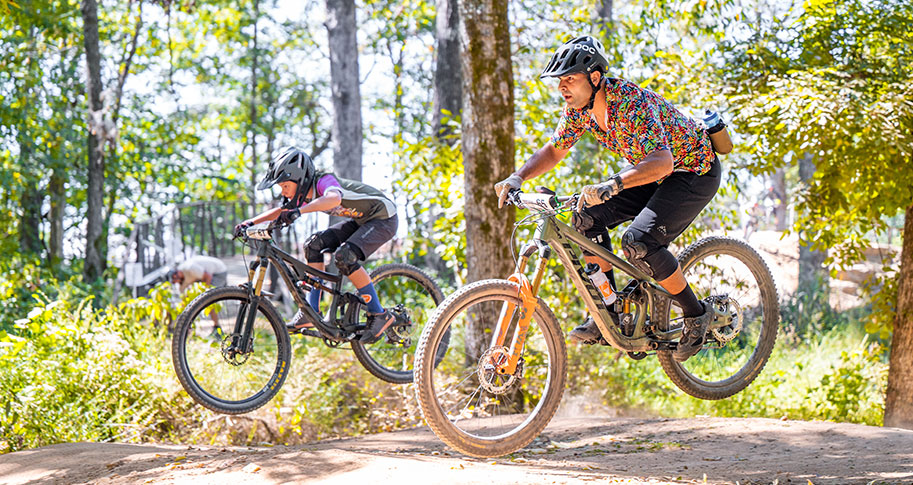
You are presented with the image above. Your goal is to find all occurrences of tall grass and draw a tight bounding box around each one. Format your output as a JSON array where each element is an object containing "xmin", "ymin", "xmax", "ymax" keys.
[
  {"xmin": 0, "ymin": 292, "xmax": 200, "ymax": 453},
  {"xmin": 564, "ymin": 282, "xmax": 888, "ymax": 426},
  {"xmin": 0, "ymin": 277, "xmax": 889, "ymax": 454},
  {"xmin": 0, "ymin": 284, "xmax": 422, "ymax": 453}
]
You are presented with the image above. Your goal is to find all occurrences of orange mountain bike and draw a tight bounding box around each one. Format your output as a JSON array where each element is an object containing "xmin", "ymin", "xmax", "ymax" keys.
[{"xmin": 414, "ymin": 189, "xmax": 780, "ymax": 457}]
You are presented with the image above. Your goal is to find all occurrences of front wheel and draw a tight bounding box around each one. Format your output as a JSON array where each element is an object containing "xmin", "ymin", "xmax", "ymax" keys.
[
  {"xmin": 654, "ymin": 236, "xmax": 780, "ymax": 400},
  {"xmin": 350, "ymin": 263, "xmax": 445, "ymax": 384},
  {"xmin": 414, "ymin": 279, "xmax": 567, "ymax": 458},
  {"xmin": 172, "ymin": 286, "xmax": 292, "ymax": 414}
]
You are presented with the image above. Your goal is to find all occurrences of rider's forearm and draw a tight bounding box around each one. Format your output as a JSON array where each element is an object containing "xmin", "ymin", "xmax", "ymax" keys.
[
  {"xmin": 248, "ymin": 207, "xmax": 282, "ymax": 225},
  {"xmin": 299, "ymin": 191, "xmax": 342, "ymax": 214},
  {"xmin": 514, "ymin": 143, "xmax": 568, "ymax": 181},
  {"xmin": 617, "ymin": 148, "xmax": 674, "ymax": 188}
]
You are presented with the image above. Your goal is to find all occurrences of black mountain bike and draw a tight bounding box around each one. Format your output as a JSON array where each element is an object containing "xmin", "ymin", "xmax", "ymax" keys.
[
  {"xmin": 172, "ymin": 220, "xmax": 444, "ymax": 415},
  {"xmin": 414, "ymin": 190, "xmax": 780, "ymax": 457}
]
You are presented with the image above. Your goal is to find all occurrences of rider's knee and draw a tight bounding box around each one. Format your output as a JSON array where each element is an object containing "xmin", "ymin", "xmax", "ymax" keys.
[
  {"xmin": 304, "ymin": 232, "xmax": 337, "ymax": 263},
  {"xmin": 333, "ymin": 243, "xmax": 363, "ymax": 276},
  {"xmin": 621, "ymin": 229, "xmax": 677, "ymax": 281}
]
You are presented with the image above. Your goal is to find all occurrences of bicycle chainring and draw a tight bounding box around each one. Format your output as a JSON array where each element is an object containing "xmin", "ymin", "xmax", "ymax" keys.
[{"xmin": 477, "ymin": 346, "xmax": 525, "ymax": 395}]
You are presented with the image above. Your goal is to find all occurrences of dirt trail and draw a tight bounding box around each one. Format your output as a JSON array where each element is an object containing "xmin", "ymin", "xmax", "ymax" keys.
[{"xmin": 2, "ymin": 417, "xmax": 912, "ymax": 484}]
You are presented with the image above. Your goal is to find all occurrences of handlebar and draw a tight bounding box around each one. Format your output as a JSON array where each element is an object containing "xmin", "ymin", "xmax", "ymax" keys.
[
  {"xmin": 235, "ymin": 220, "xmax": 288, "ymax": 242},
  {"xmin": 506, "ymin": 189, "xmax": 577, "ymax": 212}
]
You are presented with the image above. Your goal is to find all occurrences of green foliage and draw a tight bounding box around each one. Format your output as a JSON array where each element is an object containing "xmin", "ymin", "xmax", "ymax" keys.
[
  {"xmin": 780, "ymin": 277, "xmax": 869, "ymax": 341},
  {"xmin": 117, "ymin": 281, "xmax": 208, "ymax": 329},
  {"xmin": 0, "ymin": 294, "xmax": 198, "ymax": 453},
  {"xmin": 859, "ymin": 265, "xmax": 899, "ymax": 340},
  {"xmin": 0, "ymin": 256, "xmax": 85, "ymax": 332},
  {"xmin": 568, "ymin": 323, "xmax": 887, "ymax": 426},
  {"xmin": 394, "ymin": 122, "xmax": 465, "ymax": 283},
  {"xmin": 722, "ymin": 0, "xmax": 913, "ymax": 266}
]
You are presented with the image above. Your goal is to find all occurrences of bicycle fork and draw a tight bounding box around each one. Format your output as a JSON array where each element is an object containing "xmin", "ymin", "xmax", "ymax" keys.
[
  {"xmin": 489, "ymin": 242, "xmax": 550, "ymax": 375},
  {"xmin": 232, "ymin": 258, "xmax": 269, "ymax": 354}
]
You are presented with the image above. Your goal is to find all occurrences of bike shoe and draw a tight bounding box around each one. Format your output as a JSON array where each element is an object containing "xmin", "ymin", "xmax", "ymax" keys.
[
  {"xmin": 568, "ymin": 313, "xmax": 619, "ymax": 345},
  {"xmin": 673, "ymin": 301, "xmax": 714, "ymax": 362},
  {"xmin": 360, "ymin": 309, "xmax": 396, "ymax": 344},
  {"xmin": 285, "ymin": 309, "xmax": 315, "ymax": 332}
]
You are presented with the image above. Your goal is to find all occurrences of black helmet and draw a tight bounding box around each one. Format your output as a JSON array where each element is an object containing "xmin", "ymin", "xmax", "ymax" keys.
[
  {"xmin": 540, "ymin": 35, "xmax": 609, "ymax": 79},
  {"xmin": 257, "ymin": 146, "xmax": 316, "ymax": 201}
]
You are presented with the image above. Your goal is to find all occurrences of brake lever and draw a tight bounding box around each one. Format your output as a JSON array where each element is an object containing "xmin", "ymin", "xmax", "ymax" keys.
[
  {"xmin": 566, "ymin": 193, "xmax": 582, "ymax": 211},
  {"xmin": 506, "ymin": 189, "xmax": 523, "ymax": 207}
]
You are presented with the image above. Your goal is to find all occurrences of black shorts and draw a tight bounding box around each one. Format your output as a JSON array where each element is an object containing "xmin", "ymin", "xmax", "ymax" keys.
[
  {"xmin": 313, "ymin": 216, "xmax": 398, "ymax": 261},
  {"xmin": 579, "ymin": 157, "xmax": 722, "ymax": 248}
]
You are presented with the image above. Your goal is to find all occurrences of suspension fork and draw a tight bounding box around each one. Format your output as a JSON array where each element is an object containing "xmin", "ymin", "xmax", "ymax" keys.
[
  {"xmin": 235, "ymin": 257, "xmax": 268, "ymax": 353},
  {"xmin": 490, "ymin": 242, "xmax": 550, "ymax": 375}
]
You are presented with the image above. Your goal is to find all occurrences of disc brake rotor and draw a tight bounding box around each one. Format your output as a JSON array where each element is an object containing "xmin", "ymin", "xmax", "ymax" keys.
[
  {"xmin": 477, "ymin": 346, "xmax": 524, "ymax": 395},
  {"xmin": 221, "ymin": 335, "xmax": 251, "ymax": 366},
  {"xmin": 709, "ymin": 296, "xmax": 743, "ymax": 344},
  {"xmin": 383, "ymin": 305, "xmax": 414, "ymax": 344}
]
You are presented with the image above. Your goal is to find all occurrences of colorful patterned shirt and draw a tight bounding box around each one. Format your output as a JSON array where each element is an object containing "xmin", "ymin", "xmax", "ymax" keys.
[{"xmin": 550, "ymin": 78, "xmax": 715, "ymax": 175}]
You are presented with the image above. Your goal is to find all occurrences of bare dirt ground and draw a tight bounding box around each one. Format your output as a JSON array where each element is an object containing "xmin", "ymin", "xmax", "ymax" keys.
[{"xmin": 3, "ymin": 416, "xmax": 912, "ymax": 485}]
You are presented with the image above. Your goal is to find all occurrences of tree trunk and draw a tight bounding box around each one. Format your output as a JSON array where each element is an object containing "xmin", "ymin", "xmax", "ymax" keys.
[
  {"xmin": 798, "ymin": 153, "xmax": 827, "ymax": 296},
  {"xmin": 432, "ymin": 0, "xmax": 461, "ymax": 138},
  {"xmin": 249, "ymin": 0, "xmax": 260, "ymax": 203},
  {"xmin": 326, "ymin": 0, "xmax": 363, "ymax": 181},
  {"xmin": 15, "ymin": 27, "xmax": 42, "ymax": 258},
  {"xmin": 81, "ymin": 0, "xmax": 106, "ymax": 283},
  {"xmin": 459, "ymin": 0, "xmax": 516, "ymax": 360},
  {"xmin": 771, "ymin": 168, "xmax": 788, "ymax": 231},
  {"xmin": 419, "ymin": 0, "xmax": 463, "ymax": 278},
  {"xmin": 18, "ymin": 181, "xmax": 43, "ymax": 256},
  {"xmin": 48, "ymin": 170, "xmax": 65, "ymax": 266},
  {"xmin": 885, "ymin": 204, "xmax": 913, "ymax": 429},
  {"xmin": 594, "ymin": 0, "xmax": 613, "ymax": 38}
]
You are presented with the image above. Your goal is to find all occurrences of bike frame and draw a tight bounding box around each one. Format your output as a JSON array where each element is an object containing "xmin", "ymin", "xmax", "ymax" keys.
[
  {"xmin": 236, "ymin": 233, "xmax": 363, "ymax": 345},
  {"xmin": 490, "ymin": 193, "xmax": 683, "ymax": 374}
]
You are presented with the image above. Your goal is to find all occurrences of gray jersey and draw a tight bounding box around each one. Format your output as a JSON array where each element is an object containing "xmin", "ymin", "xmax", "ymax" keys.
[{"xmin": 287, "ymin": 172, "xmax": 396, "ymax": 225}]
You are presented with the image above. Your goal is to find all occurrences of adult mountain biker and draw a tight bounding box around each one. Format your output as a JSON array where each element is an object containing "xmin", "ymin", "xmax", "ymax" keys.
[
  {"xmin": 494, "ymin": 35, "xmax": 722, "ymax": 362},
  {"xmin": 234, "ymin": 147, "xmax": 399, "ymax": 344},
  {"xmin": 168, "ymin": 255, "xmax": 229, "ymax": 338}
]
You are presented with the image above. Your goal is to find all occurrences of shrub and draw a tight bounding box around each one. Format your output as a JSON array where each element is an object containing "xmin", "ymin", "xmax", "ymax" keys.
[{"xmin": 0, "ymin": 293, "xmax": 199, "ymax": 453}]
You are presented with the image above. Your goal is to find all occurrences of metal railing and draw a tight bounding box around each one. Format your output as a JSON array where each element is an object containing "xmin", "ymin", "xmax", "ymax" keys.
[{"xmin": 118, "ymin": 200, "xmax": 321, "ymax": 298}]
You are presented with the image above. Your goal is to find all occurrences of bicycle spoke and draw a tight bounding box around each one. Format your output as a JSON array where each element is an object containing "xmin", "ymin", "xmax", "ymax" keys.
[
  {"xmin": 425, "ymin": 292, "xmax": 558, "ymax": 440},
  {"xmin": 352, "ymin": 265, "xmax": 443, "ymax": 383},
  {"xmin": 662, "ymin": 240, "xmax": 778, "ymax": 390}
]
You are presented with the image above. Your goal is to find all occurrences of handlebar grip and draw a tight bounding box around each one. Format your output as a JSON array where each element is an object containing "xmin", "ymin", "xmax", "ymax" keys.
[{"xmin": 245, "ymin": 225, "xmax": 273, "ymax": 240}]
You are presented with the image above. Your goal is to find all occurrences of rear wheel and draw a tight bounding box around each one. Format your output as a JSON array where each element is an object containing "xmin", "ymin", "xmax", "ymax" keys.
[
  {"xmin": 414, "ymin": 279, "xmax": 566, "ymax": 458},
  {"xmin": 655, "ymin": 237, "xmax": 780, "ymax": 400},
  {"xmin": 350, "ymin": 263, "xmax": 445, "ymax": 384},
  {"xmin": 172, "ymin": 286, "xmax": 292, "ymax": 414}
]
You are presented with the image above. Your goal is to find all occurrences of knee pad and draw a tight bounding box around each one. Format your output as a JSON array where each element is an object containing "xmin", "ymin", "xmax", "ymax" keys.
[
  {"xmin": 304, "ymin": 232, "xmax": 334, "ymax": 263},
  {"xmin": 621, "ymin": 230, "xmax": 652, "ymax": 276},
  {"xmin": 333, "ymin": 243, "xmax": 362, "ymax": 276},
  {"xmin": 622, "ymin": 229, "xmax": 679, "ymax": 281}
]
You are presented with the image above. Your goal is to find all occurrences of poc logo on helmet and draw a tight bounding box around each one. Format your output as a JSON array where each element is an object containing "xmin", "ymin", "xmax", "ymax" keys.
[{"xmin": 572, "ymin": 44, "xmax": 597, "ymax": 55}]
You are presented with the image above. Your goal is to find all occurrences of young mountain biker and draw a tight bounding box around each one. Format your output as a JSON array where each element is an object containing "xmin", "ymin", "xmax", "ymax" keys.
[
  {"xmin": 494, "ymin": 35, "xmax": 722, "ymax": 362},
  {"xmin": 234, "ymin": 146, "xmax": 398, "ymax": 344}
]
